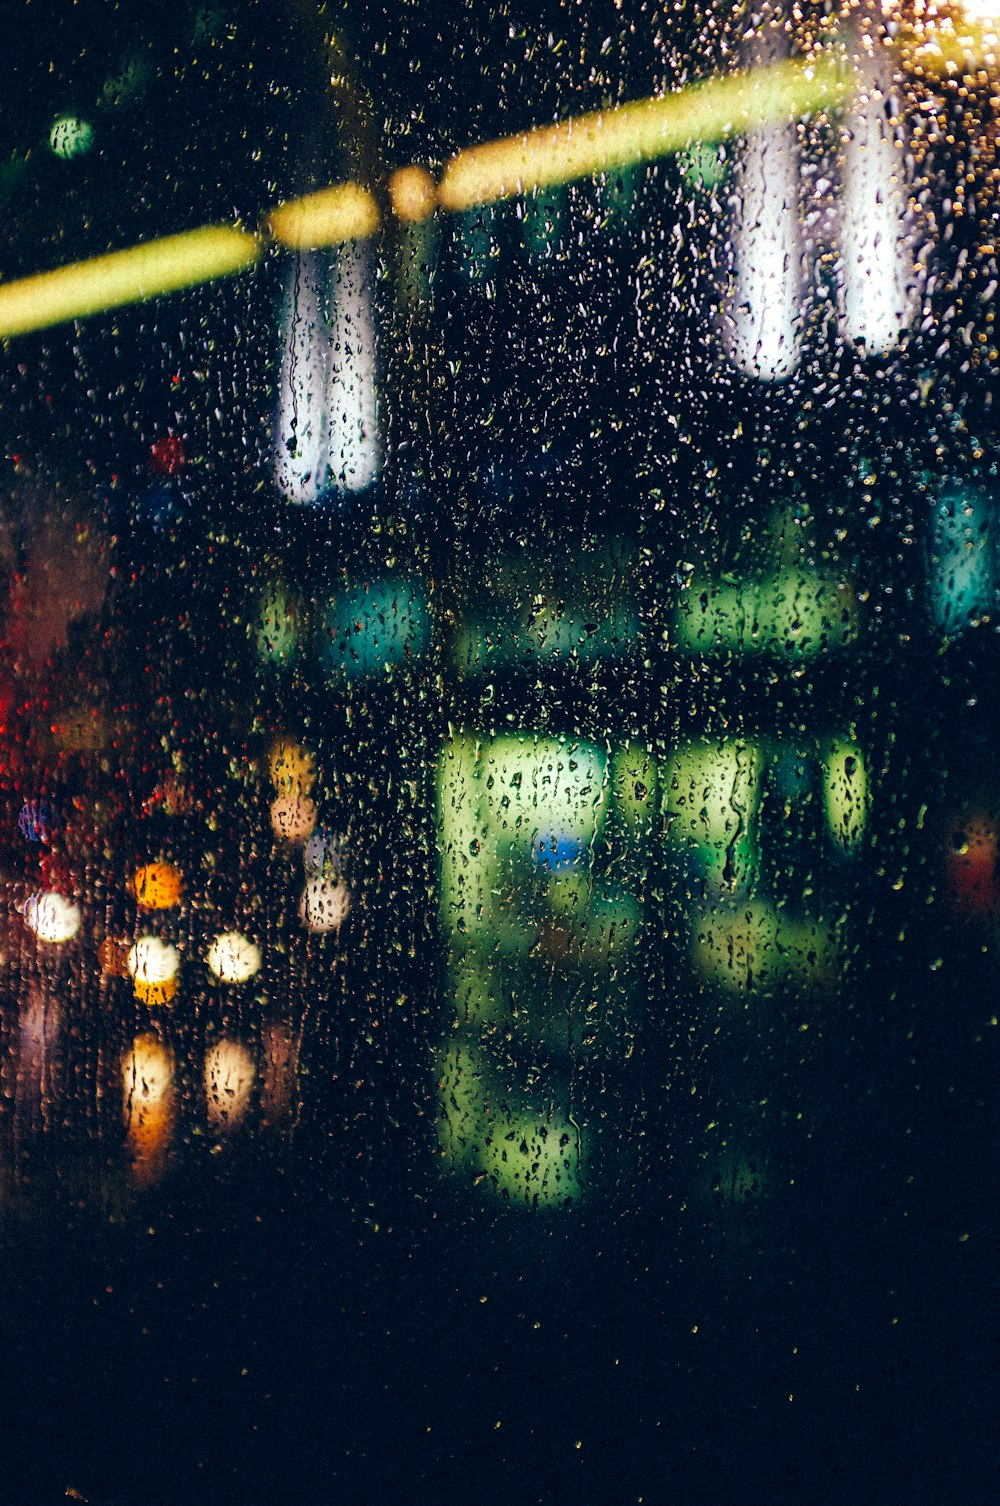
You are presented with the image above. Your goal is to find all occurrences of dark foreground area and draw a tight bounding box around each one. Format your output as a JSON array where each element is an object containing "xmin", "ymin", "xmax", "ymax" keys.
[{"xmin": 0, "ymin": 1142, "xmax": 994, "ymax": 1506}]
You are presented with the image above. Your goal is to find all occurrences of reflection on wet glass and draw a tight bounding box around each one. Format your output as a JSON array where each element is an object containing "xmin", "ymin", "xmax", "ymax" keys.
[{"xmin": 0, "ymin": 3, "xmax": 998, "ymax": 1497}]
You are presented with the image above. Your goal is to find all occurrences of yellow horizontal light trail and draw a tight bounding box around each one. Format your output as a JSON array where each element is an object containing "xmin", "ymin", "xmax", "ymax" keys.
[
  {"xmin": 0, "ymin": 224, "xmax": 260, "ymax": 338},
  {"xmin": 267, "ymin": 181, "xmax": 380, "ymax": 248},
  {"xmin": 0, "ymin": 53, "xmax": 848, "ymax": 339},
  {"xmin": 438, "ymin": 54, "xmax": 848, "ymax": 210}
]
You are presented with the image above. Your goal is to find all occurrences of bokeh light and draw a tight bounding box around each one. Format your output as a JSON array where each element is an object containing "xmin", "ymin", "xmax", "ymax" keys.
[
  {"xmin": 127, "ymin": 937, "xmax": 180, "ymax": 1005},
  {"xmin": 48, "ymin": 114, "xmax": 94, "ymax": 159},
  {"xmin": 206, "ymin": 931, "xmax": 261, "ymax": 984},
  {"xmin": 300, "ymin": 875, "xmax": 350, "ymax": 933},
  {"xmin": 205, "ymin": 1038, "xmax": 256, "ymax": 1129},
  {"xmin": 132, "ymin": 862, "xmax": 184, "ymax": 910},
  {"xmin": 268, "ymin": 738, "xmax": 316, "ymax": 795},
  {"xmin": 270, "ymin": 794, "xmax": 317, "ymax": 844},
  {"xmin": 22, "ymin": 891, "xmax": 81, "ymax": 945}
]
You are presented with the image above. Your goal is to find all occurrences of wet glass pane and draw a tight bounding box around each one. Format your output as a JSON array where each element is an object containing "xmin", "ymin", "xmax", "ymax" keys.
[{"xmin": 1, "ymin": 2, "xmax": 998, "ymax": 1500}]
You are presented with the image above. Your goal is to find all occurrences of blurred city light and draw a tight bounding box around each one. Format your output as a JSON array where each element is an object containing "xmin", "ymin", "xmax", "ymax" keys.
[
  {"xmin": 128, "ymin": 937, "xmax": 180, "ymax": 1006},
  {"xmin": 22, "ymin": 891, "xmax": 81, "ymax": 945},
  {"xmin": 675, "ymin": 568, "xmax": 859, "ymax": 655},
  {"xmin": 322, "ymin": 579, "xmax": 430, "ymax": 676},
  {"xmin": 929, "ymin": 485, "xmax": 995, "ymax": 635},
  {"xmin": 267, "ymin": 182, "xmax": 379, "ymax": 249},
  {"xmin": 438, "ymin": 55, "xmax": 846, "ymax": 209},
  {"xmin": 275, "ymin": 243, "xmax": 380, "ymax": 502},
  {"xmin": 839, "ymin": 51, "xmax": 916, "ymax": 353},
  {"xmin": 725, "ymin": 120, "xmax": 802, "ymax": 380},
  {"xmin": 268, "ymin": 738, "xmax": 316, "ymax": 795},
  {"xmin": 206, "ymin": 932, "xmax": 261, "ymax": 984},
  {"xmin": 205, "ymin": 1039, "xmax": 256, "ymax": 1130},
  {"xmin": 132, "ymin": 862, "xmax": 184, "ymax": 910},
  {"xmin": 122, "ymin": 1034, "xmax": 174, "ymax": 1112},
  {"xmin": 122, "ymin": 1034, "xmax": 176, "ymax": 1187},
  {"xmin": 822, "ymin": 740, "xmax": 870, "ymax": 849},
  {"xmin": 48, "ymin": 114, "xmax": 94, "ymax": 159},
  {"xmin": 270, "ymin": 794, "xmax": 318, "ymax": 843},
  {"xmin": 300, "ymin": 875, "xmax": 350, "ymax": 932},
  {"xmin": 0, "ymin": 225, "xmax": 260, "ymax": 338},
  {"xmin": 254, "ymin": 583, "xmax": 300, "ymax": 666},
  {"xmin": 0, "ymin": 54, "xmax": 849, "ymax": 340}
]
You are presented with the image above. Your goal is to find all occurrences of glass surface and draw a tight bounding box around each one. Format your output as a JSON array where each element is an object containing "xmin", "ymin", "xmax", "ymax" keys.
[{"xmin": 1, "ymin": 2, "xmax": 998, "ymax": 1500}]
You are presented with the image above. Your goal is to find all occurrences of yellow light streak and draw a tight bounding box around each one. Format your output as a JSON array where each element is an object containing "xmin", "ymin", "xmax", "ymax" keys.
[
  {"xmin": 438, "ymin": 55, "xmax": 848, "ymax": 211},
  {"xmin": 0, "ymin": 54, "xmax": 849, "ymax": 339},
  {"xmin": 0, "ymin": 224, "xmax": 260, "ymax": 339},
  {"xmin": 900, "ymin": 19, "xmax": 1000, "ymax": 72},
  {"xmin": 266, "ymin": 181, "xmax": 379, "ymax": 248},
  {"xmin": 389, "ymin": 164, "xmax": 437, "ymax": 222}
]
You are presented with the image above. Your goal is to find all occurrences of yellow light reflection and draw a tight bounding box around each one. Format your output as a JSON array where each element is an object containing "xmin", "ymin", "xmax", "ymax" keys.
[
  {"xmin": 438, "ymin": 55, "xmax": 847, "ymax": 210},
  {"xmin": 128, "ymin": 936, "xmax": 180, "ymax": 1006},
  {"xmin": 692, "ymin": 900, "xmax": 837, "ymax": 992},
  {"xmin": 122, "ymin": 1034, "xmax": 176, "ymax": 1187},
  {"xmin": 268, "ymin": 737, "xmax": 316, "ymax": 796},
  {"xmin": 389, "ymin": 165, "xmax": 437, "ymax": 222},
  {"xmin": 131, "ymin": 861, "xmax": 184, "ymax": 910},
  {"xmin": 267, "ymin": 182, "xmax": 379, "ymax": 249},
  {"xmin": 901, "ymin": 12, "xmax": 1000, "ymax": 71},
  {"xmin": 0, "ymin": 53, "xmax": 852, "ymax": 339},
  {"xmin": 0, "ymin": 225, "xmax": 261, "ymax": 339}
]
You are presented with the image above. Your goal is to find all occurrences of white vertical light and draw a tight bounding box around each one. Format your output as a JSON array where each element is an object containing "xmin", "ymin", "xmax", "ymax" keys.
[
  {"xmin": 839, "ymin": 57, "xmax": 915, "ymax": 354},
  {"xmin": 726, "ymin": 122, "xmax": 803, "ymax": 381},
  {"xmin": 276, "ymin": 252, "xmax": 331, "ymax": 504},
  {"xmin": 275, "ymin": 245, "xmax": 380, "ymax": 504},
  {"xmin": 326, "ymin": 241, "xmax": 380, "ymax": 493}
]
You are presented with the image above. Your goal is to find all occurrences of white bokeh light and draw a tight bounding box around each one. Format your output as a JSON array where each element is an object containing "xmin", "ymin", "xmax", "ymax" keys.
[
  {"xmin": 22, "ymin": 891, "xmax": 81, "ymax": 945},
  {"xmin": 205, "ymin": 1038, "xmax": 256, "ymax": 1129},
  {"xmin": 206, "ymin": 931, "xmax": 261, "ymax": 984},
  {"xmin": 300, "ymin": 875, "xmax": 350, "ymax": 933}
]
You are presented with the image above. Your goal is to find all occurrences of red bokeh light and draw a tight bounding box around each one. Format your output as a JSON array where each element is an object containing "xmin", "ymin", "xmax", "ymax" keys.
[{"xmin": 149, "ymin": 435, "xmax": 186, "ymax": 477}]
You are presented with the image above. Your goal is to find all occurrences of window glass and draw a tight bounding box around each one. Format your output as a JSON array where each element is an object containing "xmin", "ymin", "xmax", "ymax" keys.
[{"xmin": 0, "ymin": 2, "xmax": 997, "ymax": 1500}]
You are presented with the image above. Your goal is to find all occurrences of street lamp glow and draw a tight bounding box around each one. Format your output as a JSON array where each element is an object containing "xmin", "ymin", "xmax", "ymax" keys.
[
  {"xmin": 22, "ymin": 891, "xmax": 81, "ymax": 944},
  {"xmin": 300, "ymin": 876, "xmax": 350, "ymax": 933},
  {"xmin": 122, "ymin": 1034, "xmax": 174, "ymax": 1112},
  {"xmin": 0, "ymin": 224, "xmax": 260, "ymax": 339},
  {"xmin": 128, "ymin": 936, "xmax": 180, "ymax": 1005},
  {"xmin": 206, "ymin": 931, "xmax": 261, "ymax": 984},
  {"xmin": 270, "ymin": 794, "xmax": 317, "ymax": 843},
  {"xmin": 205, "ymin": 1038, "xmax": 256, "ymax": 1129}
]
